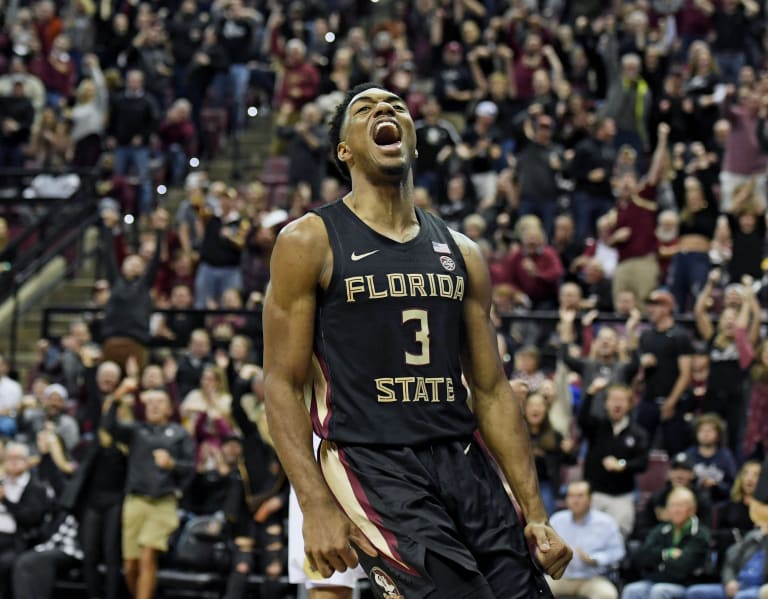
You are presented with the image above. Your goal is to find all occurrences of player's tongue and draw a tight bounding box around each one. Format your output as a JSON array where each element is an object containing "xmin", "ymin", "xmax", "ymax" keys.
[{"xmin": 373, "ymin": 122, "xmax": 401, "ymax": 150}]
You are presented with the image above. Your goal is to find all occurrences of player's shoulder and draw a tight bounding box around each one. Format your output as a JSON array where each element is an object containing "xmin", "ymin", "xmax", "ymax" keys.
[
  {"xmin": 448, "ymin": 228, "xmax": 485, "ymax": 267},
  {"xmin": 274, "ymin": 212, "xmax": 330, "ymax": 252}
]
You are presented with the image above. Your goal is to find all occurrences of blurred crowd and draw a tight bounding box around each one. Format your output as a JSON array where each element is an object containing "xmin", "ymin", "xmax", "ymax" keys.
[{"xmin": 3, "ymin": 0, "xmax": 768, "ymax": 598}]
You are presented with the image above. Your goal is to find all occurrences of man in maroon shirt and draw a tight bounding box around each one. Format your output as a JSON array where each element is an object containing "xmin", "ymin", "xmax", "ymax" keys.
[
  {"xmin": 501, "ymin": 224, "xmax": 564, "ymax": 309},
  {"xmin": 608, "ymin": 123, "xmax": 670, "ymax": 307}
]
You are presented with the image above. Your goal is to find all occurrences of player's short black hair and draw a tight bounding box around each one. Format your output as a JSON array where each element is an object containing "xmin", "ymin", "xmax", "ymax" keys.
[{"xmin": 328, "ymin": 82, "xmax": 383, "ymax": 181}]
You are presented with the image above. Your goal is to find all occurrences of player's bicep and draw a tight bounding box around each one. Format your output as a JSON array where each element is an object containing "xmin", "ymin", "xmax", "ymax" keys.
[
  {"xmin": 453, "ymin": 232, "xmax": 507, "ymax": 394},
  {"xmin": 263, "ymin": 217, "xmax": 327, "ymax": 390}
]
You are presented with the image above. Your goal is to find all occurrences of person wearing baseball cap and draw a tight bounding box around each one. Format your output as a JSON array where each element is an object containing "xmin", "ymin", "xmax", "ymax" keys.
[
  {"xmin": 634, "ymin": 452, "xmax": 712, "ymax": 540},
  {"xmin": 637, "ymin": 287, "xmax": 695, "ymax": 455}
]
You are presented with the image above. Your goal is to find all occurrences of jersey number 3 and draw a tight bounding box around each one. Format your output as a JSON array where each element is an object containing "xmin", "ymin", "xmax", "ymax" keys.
[{"xmin": 402, "ymin": 308, "xmax": 430, "ymax": 365}]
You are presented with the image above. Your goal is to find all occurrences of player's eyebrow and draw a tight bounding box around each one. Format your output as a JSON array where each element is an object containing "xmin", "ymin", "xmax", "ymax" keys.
[{"xmin": 350, "ymin": 94, "xmax": 405, "ymax": 110}]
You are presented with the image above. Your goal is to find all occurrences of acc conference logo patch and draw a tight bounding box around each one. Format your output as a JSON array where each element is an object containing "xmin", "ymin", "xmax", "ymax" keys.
[
  {"xmin": 439, "ymin": 255, "xmax": 456, "ymax": 272},
  {"xmin": 370, "ymin": 566, "xmax": 404, "ymax": 599}
]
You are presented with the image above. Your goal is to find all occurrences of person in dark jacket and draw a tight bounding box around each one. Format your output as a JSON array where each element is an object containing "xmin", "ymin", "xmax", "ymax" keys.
[
  {"xmin": 104, "ymin": 388, "xmax": 195, "ymax": 599},
  {"xmin": 100, "ymin": 208, "xmax": 167, "ymax": 371},
  {"xmin": 0, "ymin": 80, "xmax": 35, "ymax": 168},
  {"xmin": 13, "ymin": 368, "xmax": 130, "ymax": 599},
  {"xmin": 0, "ymin": 442, "xmax": 52, "ymax": 598},
  {"xmin": 108, "ymin": 70, "xmax": 159, "ymax": 217},
  {"xmin": 222, "ymin": 363, "xmax": 288, "ymax": 599},
  {"xmin": 192, "ymin": 184, "xmax": 249, "ymax": 309},
  {"xmin": 579, "ymin": 380, "xmax": 649, "ymax": 538},
  {"xmin": 621, "ymin": 487, "xmax": 710, "ymax": 599},
  {"xmin": 569, "ymin": 117, "xmax": 617, "ymax": 238}
]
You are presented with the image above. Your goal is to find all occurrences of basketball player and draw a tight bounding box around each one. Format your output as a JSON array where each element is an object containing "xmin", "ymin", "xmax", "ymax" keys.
[{"xmin": 263, "ymin": 83, "xmax": 572, "ymax": 599}]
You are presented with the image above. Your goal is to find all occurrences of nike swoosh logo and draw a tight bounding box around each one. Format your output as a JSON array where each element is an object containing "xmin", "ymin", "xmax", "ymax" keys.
[
  {"xmin": 464, "ymin": 443, "xmax": 471, "ymax": 455},
  {"xmin": 351, "ymin": 250, "xmax": 380, "ymax": 261}
]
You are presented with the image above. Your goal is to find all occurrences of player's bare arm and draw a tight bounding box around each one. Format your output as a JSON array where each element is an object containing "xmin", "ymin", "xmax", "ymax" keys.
[
  {"xmin": 451, "ymin": 230, "xmax": 573, "ymax": 579},
  {"xmin": 263, "ymin": 214, "xmax": 376, "ymax": 578}
]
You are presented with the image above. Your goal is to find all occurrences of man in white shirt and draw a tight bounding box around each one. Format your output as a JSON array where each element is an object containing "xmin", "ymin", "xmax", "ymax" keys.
[
  {"xmin": 0, "ymin": 354, "xmax": 21, "ymax": 417},
  {"xmin": 548, "ymin": 481, "xmax": 626, "ymax": 599}
]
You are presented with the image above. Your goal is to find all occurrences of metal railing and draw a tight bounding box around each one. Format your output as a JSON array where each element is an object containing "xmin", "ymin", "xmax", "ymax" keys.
[
  {"xmin": 41, "ymin": 306, "xmax": 264, "ymax": 345},
  {"xmin": 36, "ymin": 306, "xmax": 710, "ymax": 350},
  {"xmin": 0, "ymin": 168, "xmax": 101, "ymax": 372}
]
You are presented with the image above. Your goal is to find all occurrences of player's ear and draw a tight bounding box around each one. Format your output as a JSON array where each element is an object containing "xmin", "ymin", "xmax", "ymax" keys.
[{"xmin": 337, "ymin": 141, "xmax": 351, "ymax": 165}]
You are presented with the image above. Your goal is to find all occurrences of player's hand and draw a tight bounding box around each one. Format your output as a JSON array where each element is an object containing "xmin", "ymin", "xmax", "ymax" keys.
[
  {"xmin": 303, "ymin": 499, "xmax": 378, "ymax": 578},
  {"xmin": 524, "ymin": 521, "xmax": 572, "ymax": 579}
]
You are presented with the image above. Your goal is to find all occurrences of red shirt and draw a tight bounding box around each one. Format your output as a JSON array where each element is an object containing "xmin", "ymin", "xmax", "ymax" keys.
[
  {"xmin": 614, "ymin": 183, "xmax": 658, "ymax": 261},
  {"xmin": 501, "ymin": 245, "xmax": 564, "ymax": 304}
]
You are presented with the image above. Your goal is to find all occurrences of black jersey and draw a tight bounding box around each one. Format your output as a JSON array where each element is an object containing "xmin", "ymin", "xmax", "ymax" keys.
[{"xmin": 308, "ymin": 200, "xmax": 475, "ymax": 445}]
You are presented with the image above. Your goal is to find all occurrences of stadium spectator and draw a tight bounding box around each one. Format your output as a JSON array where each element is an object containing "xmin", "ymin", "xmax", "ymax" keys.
[
  {"xmin": 684, "ymin": 516, "xmax": 767, "ymax": 599},
  {"xmin": 558, "ymin": 307, "xmax": 641, "ymax": 420},
  {"xmin": 637, "ymin": 288, "xmax": 694, "ymax": 454},
  {"xmin": 579, "ymin": 380, "xmax": 649, "ymax": 538},
  {"xmin": 0, "ymin": 354, "xmax": 22, "ymax": 418},
  {"xmin": 276, "ymin": 100, "xmax": 329, "ymax": 200},
  {"xmin": 608, "ymin": 123, "xmax": 669, "ymax": 309},
  {"xmin": 634, "ymin": 452, "xmax": 713, "ymax": 541},
  {"xmin": 668, "ymin": 171, "xmax": 719, "ymax": 312},
  {"xmin": 180, "ymin": 364, "xmax": 232, "ymax": 434},
  {"xmin": 515, "ymin": 113, "xmax": 564, "ymax": 235},
  {"xmin": 0, "ymin": 80, "xmax": 35, "ymax": 169},
  {"xmin": 104, "ymin": 388, "xmax": 194, "ymax": 599},
  {"xmin": 548, "ymin": 481, "xmax": 625, "ymax": 599},
  {"xmin": 100, "ymin": 209, "xmax": 167, "ymax": 371},
  {"xmin": 192, "ymin": 182, "xmax": 249, "ymax": 309},
  {"xmin": 621, "ymin": 487, "xmax": 710, "ymax": 599},
  {"xmin": 719, "ymin": 84, "xmax": 767, "ymax": 212},
  {"xmin": 725, "ymin": 177, "xmax": 766, "ymax": 285},
  {"xmin": 499, "ymin": 221, "xmax": 564, "ymax": 309},
  {"xmin": 696, "ymin": 271, "xmax": 762, "ymax": 453},
  {"xmin": 108, "ymin": 69, "xmax": 159, "ymax": 218},
  {"xmin": 157, "ymin": 99, "xmax": 196, "ymax": 187},
  {"xmin": 570, "ymin": 117, "xmax": 617, "ymax": 238},
  {"xmin": 413, "ymin": 95, "xmax": 461, "ymax": 197},
  {"xmin": 711, "ymin": 460, "xmax": 763, "ymax": 564},
  {"xmin": 0, "ymin": 442, "xmax": 51, "ymax": 599},
  {"xmin": 523, "ymin": 391, "xmax": 576, "ymax": 514},
  {"xmin": 684, "ymin": 414, "xmax": 738, "ymax": 504}
]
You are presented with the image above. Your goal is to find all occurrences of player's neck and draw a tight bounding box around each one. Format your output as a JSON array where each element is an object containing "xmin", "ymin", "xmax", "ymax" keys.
[{"xmin": 345, "ymin": 176, "xmax": 418, "ymax": 238}]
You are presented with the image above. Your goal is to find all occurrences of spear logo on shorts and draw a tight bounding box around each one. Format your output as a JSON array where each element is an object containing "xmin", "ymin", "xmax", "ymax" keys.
[{"xmin": 370, "ymin": 566, "xmax": 404, "ymax": 599}]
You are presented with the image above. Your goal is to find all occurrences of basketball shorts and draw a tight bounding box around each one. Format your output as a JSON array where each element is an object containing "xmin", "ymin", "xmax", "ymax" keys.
[{"xmin": 318, "ymin": 436, "xmax": 554, "ymax": 599}]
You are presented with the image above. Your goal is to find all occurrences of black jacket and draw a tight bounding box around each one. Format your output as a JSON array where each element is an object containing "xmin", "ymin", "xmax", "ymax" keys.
[
  {"xmin": 578, "ymin": 391, "xmax": 649, "ymax": 495},
  {"xmin": 101, "ymin": 227, "xmax": 163, "ymax": 345},
  {"xmin": 1, "ymin": 475, "xmax": 51, "ymax": 550},
  {"xmin": 108, "ymin": 91, "xmax": 158, "ymax": 146}
]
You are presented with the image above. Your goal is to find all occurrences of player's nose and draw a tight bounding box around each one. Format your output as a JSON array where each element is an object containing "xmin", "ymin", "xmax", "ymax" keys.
[{"xmin": 373, "ymin": 101, "xmax": 396, "ymax": 117}]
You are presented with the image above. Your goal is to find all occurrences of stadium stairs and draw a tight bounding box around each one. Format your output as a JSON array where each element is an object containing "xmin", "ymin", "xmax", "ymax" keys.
[{"xmin": 1, "ymin": 108, "xmax": 274, "ymax": 383}]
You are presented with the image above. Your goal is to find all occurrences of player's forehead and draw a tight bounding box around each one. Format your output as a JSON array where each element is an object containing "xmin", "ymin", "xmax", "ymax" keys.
[{"xmin": 347, "ymin": 87, "xmax": 405, "ymax": 112}]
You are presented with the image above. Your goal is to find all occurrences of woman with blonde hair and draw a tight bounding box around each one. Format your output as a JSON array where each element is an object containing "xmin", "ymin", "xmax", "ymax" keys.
[
  {"xmin": 180, "ymin": 365, "xmax": 232, "ymax": 433},
  {"xmin": 522, "ymin": 392, "xmax": 575, "ymax": 514},
  {"xmin": 70, "ymin": 53, "xmax": 107, "ymax": 166}
]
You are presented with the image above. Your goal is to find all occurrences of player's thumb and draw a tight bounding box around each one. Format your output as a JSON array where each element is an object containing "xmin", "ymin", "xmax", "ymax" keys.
[
  {"xmin": 350, "ymin": 524, "xmax": 378, "ymax": 558},
  {"xmin": 529, "ymin": 525, "xmax": 551, "ymax": 553}
]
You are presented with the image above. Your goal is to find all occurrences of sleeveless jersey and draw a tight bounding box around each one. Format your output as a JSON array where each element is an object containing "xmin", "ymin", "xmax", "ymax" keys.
[{"xmin": 308, "ymin": 200, "xmax": 476, "ymax": 445}]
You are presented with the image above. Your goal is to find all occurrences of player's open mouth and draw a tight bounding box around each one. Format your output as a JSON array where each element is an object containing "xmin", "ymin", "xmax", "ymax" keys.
[{"xmin": 372, "ymin": 119, "xmax": 402, "ymax": 152}]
